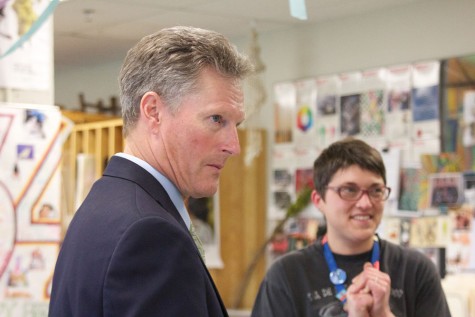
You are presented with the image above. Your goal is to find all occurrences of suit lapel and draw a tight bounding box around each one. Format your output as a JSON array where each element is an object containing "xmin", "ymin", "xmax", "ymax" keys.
[
  {"xmin": 201, "ymin": 258, "xmax": 229, "ymax": 316},
  {"xmin": 103, "ymin": 156, "xmax": 187, "ymax": 229},
  {"xmin": 104, "ymin": 156, "xmax": 228, "ymax": 315}
]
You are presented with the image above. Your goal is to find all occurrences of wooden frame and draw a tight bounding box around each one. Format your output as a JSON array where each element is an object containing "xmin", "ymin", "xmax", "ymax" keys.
[{"xmin": 61, "ymin": 112, "xmax": 123, "ymax": 234}]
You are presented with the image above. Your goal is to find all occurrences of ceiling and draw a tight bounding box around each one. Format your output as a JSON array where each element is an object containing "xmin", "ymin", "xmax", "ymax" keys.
[{"xmin": 53, "ymin": 0, "xmax": 427, "ymax": 70}]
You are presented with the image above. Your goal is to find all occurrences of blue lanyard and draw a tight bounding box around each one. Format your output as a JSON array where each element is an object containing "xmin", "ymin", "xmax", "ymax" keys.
[{"xmin": 321, "ymin": 235, "xmax": 380, "ymax": 303}]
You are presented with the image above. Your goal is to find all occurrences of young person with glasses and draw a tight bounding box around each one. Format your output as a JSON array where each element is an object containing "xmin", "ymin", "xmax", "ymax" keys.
[{"xmin": 251, "ymin": 137, "xmax": 451, "ymax": 317}]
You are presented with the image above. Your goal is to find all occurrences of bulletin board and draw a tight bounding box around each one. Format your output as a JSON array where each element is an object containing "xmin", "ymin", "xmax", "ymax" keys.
[
  {"xmin": 271, "ymin": 61, "xmax": 441, "ymax": 221},
  {"xmin": 0, "ymin": 103, "xmax": 71, "ymax": 315},
  {"xmin": 269, "ymin": 58, "xmax": 475, "ymax": 277}
]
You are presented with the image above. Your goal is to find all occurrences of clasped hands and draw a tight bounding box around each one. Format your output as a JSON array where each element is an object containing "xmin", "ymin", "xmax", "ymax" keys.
[{"xmin": 343, "ymin": 263, "xmax": 395, "ymax": 317}]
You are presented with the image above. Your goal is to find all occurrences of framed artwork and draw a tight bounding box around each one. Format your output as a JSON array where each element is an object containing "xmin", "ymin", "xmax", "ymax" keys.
[
  {"xmin": 340, "ymin": 94, "xmax": 361, "ymax": 136},
  {"xmin": 397, "ymin": 167, "xmax": 422, "ymax": 214},
  {"xmin": 429, "ymin": 173, "xmax": 464, "ymax": 208}
]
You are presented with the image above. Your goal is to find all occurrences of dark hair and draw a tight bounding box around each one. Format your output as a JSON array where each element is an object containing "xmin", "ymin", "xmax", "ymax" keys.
[
  {"xmin": 119, "ymin": 26, "xmax": 253, "ymax": 137},
  {"xmin": 313, "ymin": 137, "xmax": 386, "ymax": 198}
]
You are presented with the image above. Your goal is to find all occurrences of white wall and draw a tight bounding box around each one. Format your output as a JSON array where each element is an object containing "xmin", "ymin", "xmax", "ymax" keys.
[
  {"xmin": 247, "ymin": 0, "xmax": 475, "ymax": 135},
  {"xmin": 55, "ymin": 0, "xmax": 475, "ymax": 131},
  {"xmin": 54, "ymin": 59, "xmax": 122, "ymax": 110}
]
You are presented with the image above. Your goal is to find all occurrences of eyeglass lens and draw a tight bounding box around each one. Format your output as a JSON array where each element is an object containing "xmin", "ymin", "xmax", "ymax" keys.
[{"xmin": 335, "ymin": 186, "xmax": 390, "ymax": 201}]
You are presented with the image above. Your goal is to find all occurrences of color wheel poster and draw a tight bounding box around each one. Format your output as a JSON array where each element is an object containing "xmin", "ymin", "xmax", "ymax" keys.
[{"xmin": 294, "ymin": 79, "xmax": 317, "ymax": 149}]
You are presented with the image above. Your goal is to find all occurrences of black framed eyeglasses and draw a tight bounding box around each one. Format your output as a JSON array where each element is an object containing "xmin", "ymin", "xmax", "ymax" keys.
[{"xmin": 326, "ymin": 185, "xmax": 391, "ymax": 202}]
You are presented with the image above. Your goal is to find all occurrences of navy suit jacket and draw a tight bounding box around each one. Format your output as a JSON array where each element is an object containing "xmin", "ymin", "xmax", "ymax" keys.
[{"xmin": 49, "ymin": 156, "xmax": 228, "ymax": 316}]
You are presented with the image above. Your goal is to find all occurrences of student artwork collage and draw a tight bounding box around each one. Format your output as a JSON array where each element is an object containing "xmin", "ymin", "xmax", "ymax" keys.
[{"xmin": 271, "ymin": 61, "xmax": 440, "ymax": 242}]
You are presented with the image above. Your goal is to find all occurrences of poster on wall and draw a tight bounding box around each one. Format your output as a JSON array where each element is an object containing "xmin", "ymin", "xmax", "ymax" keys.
[
  {"xmin": 315, "ymin": 75, "xmax": 339, "ymax": 149},
  {"xmin": 429, "ymin": 173, "xmax": 464, "ymax": 208},
  {"xmin": 340, "ymin": 94, "xmax": 361, "ymax": 136},
  {"xmin": 386, "ymin": 64, "xmax": 412, "ymax": 139},
  {"xmin": 462, "ymin": 91, "xmax": 475, "ymax": 147},
  {"xmin": 360, "ymin": 69, "xmax": 386, "ymax": 139},
  {"xmin": 418, "ymin": 153, "xmax": 463, "ymax": 211},
  {"xmin": 409, "ymin": 216, "xmax": 451, "ymax": 248},
  {"xmin": 294, "ymin": 147, "xmax": 318, "ymax": 193},
  {"xmin": 411, "ymin": 61, "xmax": 440, "ymax": 140},
  {"xmin": 339, "ymin": 71, "xmax": 362, "ymax": 137},
  {"xmin": 0, "ymin": 0, "xmax": 53, "ymax": 90},
  {"xmin": 444, "ymin": 204, "xmax": 474, "ymax": 273},
  {"xmin": 380, "ymin": 147, "xmax": 400, "ymax": 214},
  {"xmin": 360, "ymin": 89, "xmax": 384, "ymax": 137},
  {"xmin": 398, "ymin": 166, "xmax": 423, "ymax": 214},
  {"xmin": 294, "ymin": 79, "xmax": 317, "ymax": 149},
  {"xmin": 0, "ymin": 103, "xmax": 71, "ymax": 315},
  {"xmin": 270, "ymin": 145, "xmax": 296, "ymax": 219}
]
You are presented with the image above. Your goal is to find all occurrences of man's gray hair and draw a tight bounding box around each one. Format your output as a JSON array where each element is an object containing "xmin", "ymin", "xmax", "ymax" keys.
[{"xmin": 119, "ymin": 26, "xmax": 253, "ymax": 136}]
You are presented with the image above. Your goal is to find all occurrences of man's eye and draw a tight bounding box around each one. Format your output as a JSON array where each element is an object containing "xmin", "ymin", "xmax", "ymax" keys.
[{"xmin": 210, "ymin": 115, "xmax": 223, "ymax": 124}]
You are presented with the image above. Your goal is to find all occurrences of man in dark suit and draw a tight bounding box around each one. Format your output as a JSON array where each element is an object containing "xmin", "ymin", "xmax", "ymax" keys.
[{"xmin": 49, "ymin": 26, "xmax": 253, "ymax": 317}]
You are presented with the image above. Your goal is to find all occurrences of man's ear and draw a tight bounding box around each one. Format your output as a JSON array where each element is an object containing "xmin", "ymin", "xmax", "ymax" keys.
[{"xmin": 140, "ymin": 92, "xmax": 163, "ymax": 128}]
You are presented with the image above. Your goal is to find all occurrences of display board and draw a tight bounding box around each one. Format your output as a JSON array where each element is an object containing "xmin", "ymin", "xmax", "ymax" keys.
[
  {"xmin": 0, "ymin": 103, "xmax": 71, "ymax": 316},
  {"xmin": 270, "ymin": 59, "xmax": 475, "ymax": 278}
]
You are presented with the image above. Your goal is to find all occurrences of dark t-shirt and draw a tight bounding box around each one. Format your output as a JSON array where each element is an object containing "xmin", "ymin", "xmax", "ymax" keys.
[{"xmin": 251, "ymin": 238, "xmax": 451, "ymax": 317}]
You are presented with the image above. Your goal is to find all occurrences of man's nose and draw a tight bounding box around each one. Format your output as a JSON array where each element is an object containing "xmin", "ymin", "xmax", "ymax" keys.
[{"xmin": 223, "ymin": 127, "xmax": 240, "ymax": 155}]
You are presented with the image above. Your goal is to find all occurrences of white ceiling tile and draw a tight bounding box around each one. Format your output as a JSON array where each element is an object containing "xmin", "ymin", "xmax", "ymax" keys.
[{"xmin": 52, "ymin": 0, "xmax": 431, "ymax": 67}]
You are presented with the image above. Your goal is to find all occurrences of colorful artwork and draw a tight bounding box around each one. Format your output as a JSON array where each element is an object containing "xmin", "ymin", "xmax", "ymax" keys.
[
  {"xmin": 388, "ymin": 88, "xmax": 410, "ymax": 112},
  {"xmin": 411, "ymin": 61, "xmax": 440, "ymax": 139},
  {"xmin": 360, "ymin": 89, "xmax": 384, "ymax": 137},
  {"xmin": 398, "ymin": 168, "xmax": 422, "ymax": 212},
  {"xmin": 317, "ymin": 94, "xmax": 337, "ymax": 115},
  {"xmin": 446, "ymin": 205, "xmax": 474, "ymax": 273},
  {"xmin": 295, "ymin": 167, "xmax": 313, "ymax": 193},
  {"xmin": 412, "ymin": 85, "xmax": 439, "ymax": 122},
  {"xmin": 294, "ymin": 79, "xmax": 317, "ymax": 148},
  {"xmin": 0, "ymin": 104, "xmax": 71, "ymax": 315},
  {"xmin": 270, "ymin": 145, "xmax": 296, "ymax": 218},
  {"xmin": 410, "ymin": 216, "xmax": 450, "ymax": 248},
  {"xmin": 463, "ymin": 91, "xmax": 475, "ymax": 147},
  {"xmin": 340, "ymin": 94, "xmax": 361, "ymax": 136},
  {"xmin": 429, "ymin": 173, "xmax": 464, "ymax": 208},
  {"xmin": 315, "ymin": 75, "xmax": 340, "ymax": 149}
]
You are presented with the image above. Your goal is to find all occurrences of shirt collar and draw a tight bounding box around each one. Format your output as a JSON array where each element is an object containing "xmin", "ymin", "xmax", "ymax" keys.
[{"xmin": 114, "ymin": 153, "xmax": 191, "ymax": 228}]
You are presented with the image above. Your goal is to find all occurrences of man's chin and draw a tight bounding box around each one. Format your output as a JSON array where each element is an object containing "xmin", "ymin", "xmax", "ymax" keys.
[{"xmin": 193, "ymin": 184, "xmax": 219, "ymax": 198}]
